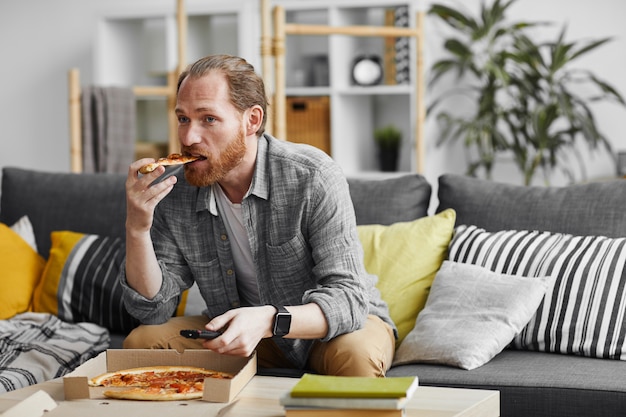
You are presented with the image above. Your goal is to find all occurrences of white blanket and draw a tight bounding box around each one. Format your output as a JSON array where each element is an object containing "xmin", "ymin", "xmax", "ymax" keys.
[{"xmin": 0, "ymin": 312, "xmax": 109, "ymax": 392}]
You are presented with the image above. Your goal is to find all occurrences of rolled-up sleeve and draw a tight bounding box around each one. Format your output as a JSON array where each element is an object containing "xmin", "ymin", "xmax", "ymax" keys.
[
  {"xmin": 299, "ymin": 165, "xmax": 370, "ymax": 340},
  {"xmin": 120, "ymin": 198, "xmax": 194, "ymax": 324},
  {"xmin": 119, "ymin": 259, "xmax": 183, "ymax": 324}
]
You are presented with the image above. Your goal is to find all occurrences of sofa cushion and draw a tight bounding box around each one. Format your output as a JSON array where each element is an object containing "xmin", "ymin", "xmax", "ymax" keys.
[
  {"xmin": 0, "ymin": 222, "xmax": 45, "ymax": 320},
  {"xmin": 393, "ymin": 261, "xmax": 553, "ymax": 370},
  {"xmin": 357, "ymin": 209, "xmax": 456, "ymax": 344},
  {"xmin": 437, "ymin": 174, "xmax": 626, "ymax": 237},
  {"xmin": 388, "ymin": 349, "xmax": 626, "ymax": 417},
  {"xmin": 0, "ymin": 167, "xmax": 127, "ymax": 258},
  {"xmin": 449, "ymin": 224, "xmax": 626, "ymax": 360},
  {"xmin": 348, "ymin": 174, "xmax": 431, "ymax": 225},
  {"xmin": 33, "ymin": 231, "xmax": 140, "ymax": 334}
]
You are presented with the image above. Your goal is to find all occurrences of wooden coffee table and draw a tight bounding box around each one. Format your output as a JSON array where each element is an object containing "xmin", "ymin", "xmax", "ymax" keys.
[{"xmin": 0, "ymin": 374, "xmax": 499, "ymax": 417}]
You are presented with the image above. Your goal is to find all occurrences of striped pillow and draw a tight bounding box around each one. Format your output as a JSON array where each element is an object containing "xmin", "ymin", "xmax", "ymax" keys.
[
  {"xmin": 448, "ymin": 225, "xmax": 626, "ymax": 359},
  {"xmin": 34, "ymin": 231, "xmax": 206, "ymax": 334},
  {"xmin": 34, "ymin": 231, "xmax": 139, "ymax": 334}
]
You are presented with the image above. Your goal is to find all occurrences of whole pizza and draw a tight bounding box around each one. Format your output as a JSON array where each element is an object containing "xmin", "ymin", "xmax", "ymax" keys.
[{"xmin": 88, "ymin": 365, "xmax": 233, "ymax": 401}]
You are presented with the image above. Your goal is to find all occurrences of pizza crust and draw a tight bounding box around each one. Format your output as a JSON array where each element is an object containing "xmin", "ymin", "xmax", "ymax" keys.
[{"xmin": 103, "ymin": 387, "xmax": 204, "ymax": 401}]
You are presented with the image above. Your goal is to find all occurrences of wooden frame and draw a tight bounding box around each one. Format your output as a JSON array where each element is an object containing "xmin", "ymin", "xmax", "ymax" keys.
[
  {"xmin": 69, "ymin": 0, "xmax": 188, "ymax": 173},
  {"xmin": 260, "ymin": 1, "xmax": 425, "ymax": 173}
]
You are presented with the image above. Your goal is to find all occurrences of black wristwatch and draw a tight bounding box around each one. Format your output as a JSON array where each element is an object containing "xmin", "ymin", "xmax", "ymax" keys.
[{"xmin": 272, "ymin": 305, "xmax": 291, "ymax": 337}]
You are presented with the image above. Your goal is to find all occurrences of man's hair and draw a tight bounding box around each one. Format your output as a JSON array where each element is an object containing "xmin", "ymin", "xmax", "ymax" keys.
[{"xmin": 177, "ymin": 54, "xmax": 268, "ymax": 136}]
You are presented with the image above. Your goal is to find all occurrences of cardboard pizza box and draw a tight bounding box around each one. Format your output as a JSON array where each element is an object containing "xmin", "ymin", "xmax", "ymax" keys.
[{"xmin": 63, "ymin": 349, "xmax": 256, "ymax": 403}]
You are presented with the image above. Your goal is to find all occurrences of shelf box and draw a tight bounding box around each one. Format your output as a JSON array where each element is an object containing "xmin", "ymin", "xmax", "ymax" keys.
[{"xmin": 286, "ymin": 96, "xmax": 331, "ymax": 156}]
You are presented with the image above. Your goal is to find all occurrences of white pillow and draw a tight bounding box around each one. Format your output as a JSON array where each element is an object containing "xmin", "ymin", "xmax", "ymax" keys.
[
  {"xmin": 181, "ymin": 282, "xmax": 206, "ymax": 316},
  {"xmin": 393, "ymin": 261, "xmax": 554, "ymax": 370},
  {"xmin": 10, "ymin": 216, "xmax": 38, "ymax": 253}
]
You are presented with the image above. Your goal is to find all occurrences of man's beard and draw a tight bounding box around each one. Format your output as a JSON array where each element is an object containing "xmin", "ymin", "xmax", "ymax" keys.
[{"xmin": 183, "ymin": 127, "xmax": 247, "ymax": 187}]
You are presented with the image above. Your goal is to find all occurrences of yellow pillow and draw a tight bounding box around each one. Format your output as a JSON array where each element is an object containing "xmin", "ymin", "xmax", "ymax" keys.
[
  {"xmin": 357, "ymin": 209, "xmax": 456, "ymax": 345},
  {"xmin": 33, "ymin": 231, "xmax": 84, "ymax": 316},
  {"xmin": 0, "ymin": 223, "xmax": 45, "ymax": 319}
]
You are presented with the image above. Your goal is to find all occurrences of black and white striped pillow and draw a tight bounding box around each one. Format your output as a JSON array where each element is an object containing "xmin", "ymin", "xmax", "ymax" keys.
[
  {"xmin": 53, "ymin": 233, "xmax": 140, "ymax": 334},
  {"xmin": 448, "ymin": 225, "xmax": 626, "ymax": 359}
]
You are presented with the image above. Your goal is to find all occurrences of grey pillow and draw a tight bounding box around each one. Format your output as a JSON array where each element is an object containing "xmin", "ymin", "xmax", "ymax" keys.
[
  {"xmin": 393, "ymin": 261, "xmax": 554, "ymax": 370},
  {"xmin": 436, "ymin": 174, "xmax": 626, "ymax": 238},
  {"xmin": 348, "ymin": 174, "xmax": 431, "ymax": 226}
]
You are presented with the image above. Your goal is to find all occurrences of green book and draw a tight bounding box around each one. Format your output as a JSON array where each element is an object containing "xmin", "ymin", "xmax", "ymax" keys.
[{"xmin": 290, "ymin": 374, "xmax": 419, "ymax": 399}]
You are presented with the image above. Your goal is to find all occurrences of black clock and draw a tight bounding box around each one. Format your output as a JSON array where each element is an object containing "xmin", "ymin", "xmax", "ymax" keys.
[{"xmin": 351, "ymin": 55, "xmax": 383, "ymax": 86}]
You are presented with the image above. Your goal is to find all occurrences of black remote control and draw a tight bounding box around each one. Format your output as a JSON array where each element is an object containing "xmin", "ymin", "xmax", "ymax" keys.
[{"xmin": 180, "ymin": 329, "xmax": 222, "ymax": 339}]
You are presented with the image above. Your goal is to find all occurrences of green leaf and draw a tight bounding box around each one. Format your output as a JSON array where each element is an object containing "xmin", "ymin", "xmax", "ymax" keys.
[
  {"xmin": 428, "ymin": 4, "xmax": 478, "ymax": 33},
  {"xmin": 569, "ymin": 37, "xmax": 612, "ymax": 62}
]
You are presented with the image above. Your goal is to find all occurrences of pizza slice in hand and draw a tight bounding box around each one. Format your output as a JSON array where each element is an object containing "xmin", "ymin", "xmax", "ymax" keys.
[{"xmin": 138, "ymin": 153, "xmax": 204, "ymax": 174}]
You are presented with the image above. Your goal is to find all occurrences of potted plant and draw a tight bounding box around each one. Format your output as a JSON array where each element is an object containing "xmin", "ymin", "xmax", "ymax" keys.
[
  {"xmin": 428, "ymin": 0, "xmax": 625, "ymax": 185},
  {"xmin": 374, "ymin": 125, "xmax": 402, "ymax": 171}
]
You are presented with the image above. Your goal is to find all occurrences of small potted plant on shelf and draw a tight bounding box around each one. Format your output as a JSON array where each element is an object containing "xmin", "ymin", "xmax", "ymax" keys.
[{"xmin": 374, "ymin": 125, "xmax": 402, "ymax": 171}]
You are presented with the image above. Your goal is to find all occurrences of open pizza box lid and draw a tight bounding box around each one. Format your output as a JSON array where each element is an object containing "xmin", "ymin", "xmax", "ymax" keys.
[{"xmin": 63, "ymin": 349, "xmax": 256, "ymax": 403}]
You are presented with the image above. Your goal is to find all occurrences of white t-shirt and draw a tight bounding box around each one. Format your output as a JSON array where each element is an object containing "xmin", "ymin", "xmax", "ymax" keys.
[{"xmin": 213, "ymin": 184, "xmax": 260, "ymax": 306}]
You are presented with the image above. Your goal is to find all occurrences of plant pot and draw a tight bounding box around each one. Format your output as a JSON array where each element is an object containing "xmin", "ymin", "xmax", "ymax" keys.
[{"xmin": 378, "ymin": 148, "xmax": 399, "ymax": 172}]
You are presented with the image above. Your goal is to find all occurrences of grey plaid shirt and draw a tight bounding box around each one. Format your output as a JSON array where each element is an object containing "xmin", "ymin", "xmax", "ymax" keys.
[{"xmin": 121, "ymin": 134, "xmax": 394, "ymax": 368}]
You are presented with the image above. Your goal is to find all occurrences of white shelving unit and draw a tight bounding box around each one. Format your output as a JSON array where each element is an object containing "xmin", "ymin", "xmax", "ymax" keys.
[{"xmin": 269, "ymin": 0, "xmax": 424, "ymax": 174}]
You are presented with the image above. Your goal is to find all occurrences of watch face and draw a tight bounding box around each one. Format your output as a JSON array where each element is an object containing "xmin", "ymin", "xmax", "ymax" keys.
[
  {"xmin": 275, "ymin": 312, "xmax": 291, "ymax": 336},
  {"xmin": 352, "ymin": 57, "xmax": 382, "ymax": 86},
  {"xmin": 273, "ymin": 306, "xmax": 292, "ymax": 337}
]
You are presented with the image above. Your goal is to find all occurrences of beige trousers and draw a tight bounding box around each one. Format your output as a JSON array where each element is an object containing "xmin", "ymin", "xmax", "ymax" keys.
[{"xmin": 123, "ymin": 314, "xmax": 395, "ymax": 377}]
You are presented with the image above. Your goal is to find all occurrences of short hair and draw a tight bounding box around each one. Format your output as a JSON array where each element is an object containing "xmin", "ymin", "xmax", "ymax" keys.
[{"xmin": 177, "ymin": 54, "xmax": 268, "ymax": 136}]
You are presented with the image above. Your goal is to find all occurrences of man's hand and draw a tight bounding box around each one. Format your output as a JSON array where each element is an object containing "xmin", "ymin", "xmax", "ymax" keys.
[
  {"xmin": 124, "ymin": 159, "xmax": 177, "ymax": 300},
  {"xmin": 125, "ymin": 158, "xmax": 177, "ymax": 236},
  {"xmin": 201, "ymin": 303, "xmax": 329, "ymax": 357},
  {"xmin": 202, "ymin": 306, "xmax": 276, "ymax": 357}
]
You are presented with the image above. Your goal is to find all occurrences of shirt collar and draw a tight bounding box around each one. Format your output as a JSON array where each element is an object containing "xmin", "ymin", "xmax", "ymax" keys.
[{"xmin": 197, "ymin": 135, "xmax": 270, "ymax": 216}]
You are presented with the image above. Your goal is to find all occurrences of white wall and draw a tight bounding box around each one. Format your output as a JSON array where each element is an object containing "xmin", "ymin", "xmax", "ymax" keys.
[
  {"xmin": 1, "ymin": 0, "xmax": 625, "ymax": 186},
  {"xmin": 0, "ymin": 0, "xmax": 179, "ymax": 173}
]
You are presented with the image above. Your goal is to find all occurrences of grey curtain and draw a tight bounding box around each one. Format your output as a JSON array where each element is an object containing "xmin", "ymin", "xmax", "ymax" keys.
[{"xmin": 81, "ymin": 87, "xmax": 135, "ymax": 173}]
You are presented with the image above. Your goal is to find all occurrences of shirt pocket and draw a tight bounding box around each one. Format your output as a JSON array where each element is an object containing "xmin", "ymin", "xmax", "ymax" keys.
[{"xmin": 265, "ymin": 233, "xmax": 315, "ymax": 298}]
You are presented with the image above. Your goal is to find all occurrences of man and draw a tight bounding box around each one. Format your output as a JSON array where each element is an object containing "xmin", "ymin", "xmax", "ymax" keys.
[{"xmin": 120, "ymin": 54, "xmax": 396, "ymax": 377}]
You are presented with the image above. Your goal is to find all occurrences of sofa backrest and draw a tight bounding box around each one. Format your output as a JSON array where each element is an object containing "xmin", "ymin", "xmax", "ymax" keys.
[
  {"xmin": 0, "ymin": 167, "xmax": 127, "ymax": 257},
  {"xmin": 1, "ymin": 167, "xmax": 431, "ymax": 258},
  {"xmin": 437, "ymin": 174, "xmax": 626, "ymax": 237},
  {"xmin": 347, "ymin": 174, "xmax": 431, "ymax": 226}
]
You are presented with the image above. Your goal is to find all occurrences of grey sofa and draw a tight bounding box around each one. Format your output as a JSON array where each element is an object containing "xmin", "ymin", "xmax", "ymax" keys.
[{"xmin": 2, "ymin": 166, "xmax": 626, "ymax": 417}]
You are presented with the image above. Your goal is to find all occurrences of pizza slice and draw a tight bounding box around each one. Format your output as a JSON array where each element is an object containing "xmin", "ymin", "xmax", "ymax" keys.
[{"xmin": 138, "ymin": 153, "xmax": 203, "ymax": 174}]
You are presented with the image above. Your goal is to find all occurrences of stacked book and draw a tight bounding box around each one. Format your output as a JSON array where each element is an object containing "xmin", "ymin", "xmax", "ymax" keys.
[{"xmin": 280, "ymin": 373, "xmax": 419, "ymax": 417}]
